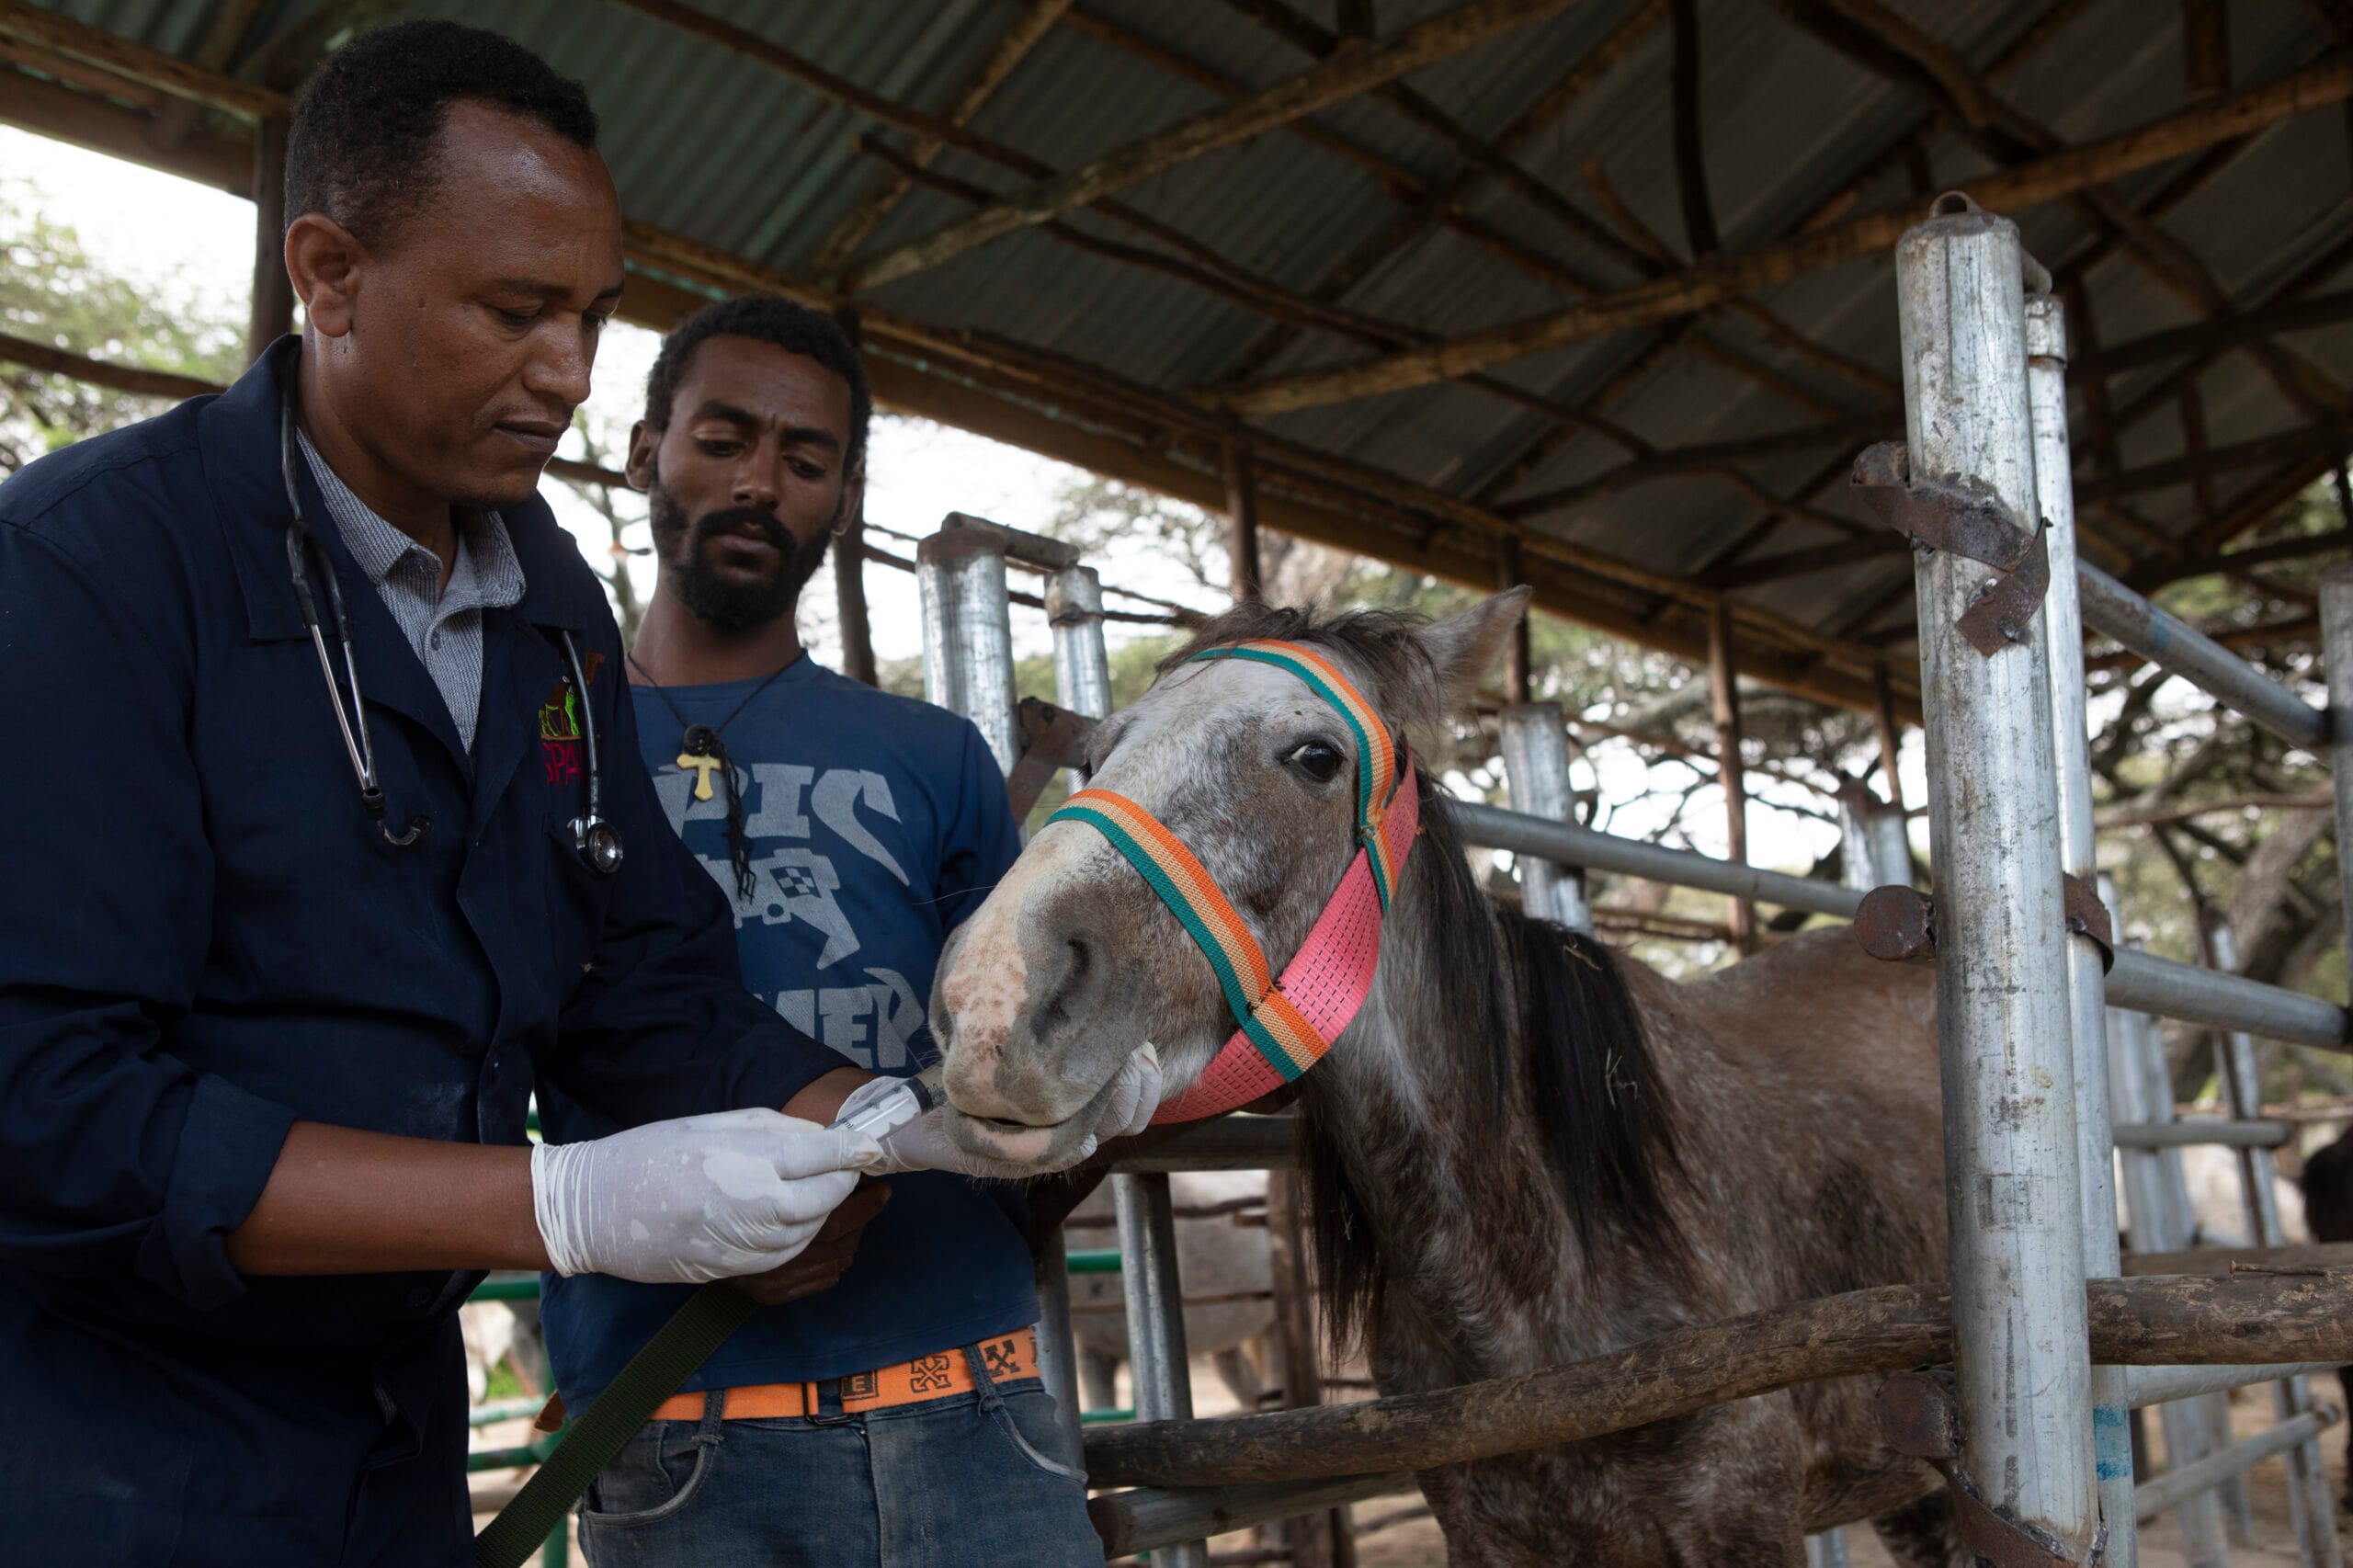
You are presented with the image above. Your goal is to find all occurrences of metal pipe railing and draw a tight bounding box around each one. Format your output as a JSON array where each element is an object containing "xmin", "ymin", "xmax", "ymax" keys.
[
  {"xmin": 2134, "ymin": 1406, "xmax": 2345, "ymax": 1523},
  {"xmin": 2126, "ymin": 1362, "xmax": 2340, "ymax": 1410},
  {"xmin": 1456, "ymin": 798, "xmax": 2349, "ymax": 1049},
  {"xmin": 2107, "ymin": 906, "xmax": 2239, "ymax": 1558},
  {"xmin": 2109, "ymin": 1119, "xmax": 2293, "ymax": 1149},
  {"xmin": 1112, "ymin": 1172, "xmax": 1207, "ymax": 1568},
  {"xmin": 2211, "ymin": 922, "xmax": 2343, "ymax": 1567},
  {"xmin": 1093, "ymin": 1471, "xmax": 1415, "ymax": 1557},
  {"xmin": 2076, "ymin": 561, "xmax": 2329, "ymax": 756}
]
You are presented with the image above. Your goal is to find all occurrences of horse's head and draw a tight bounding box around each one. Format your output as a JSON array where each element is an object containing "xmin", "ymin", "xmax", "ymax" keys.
[{"xmin": 931, "ymin": 589, "xmax": 1529, "ymax": 1163}]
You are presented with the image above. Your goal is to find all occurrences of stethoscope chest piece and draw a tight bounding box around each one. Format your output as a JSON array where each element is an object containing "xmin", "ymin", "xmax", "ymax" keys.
[{"xmin": 572, "ymin": 815, "xmax": 624, "ymax": 875}]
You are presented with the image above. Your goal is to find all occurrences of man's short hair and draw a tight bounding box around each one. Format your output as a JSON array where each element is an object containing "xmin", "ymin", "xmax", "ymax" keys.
[
  {"xmin": 644, "ymin": 297, "xmax": 873, "ymax": 480},
  {"xmin": 287, "ymin": 21, "xmax": 598, "ymax": 246}
]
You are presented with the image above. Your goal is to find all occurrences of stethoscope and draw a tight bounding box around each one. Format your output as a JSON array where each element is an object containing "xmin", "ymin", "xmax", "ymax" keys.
[{"xmin": 278, "ymin": 369, "xmax": 623, "ymax": 875}]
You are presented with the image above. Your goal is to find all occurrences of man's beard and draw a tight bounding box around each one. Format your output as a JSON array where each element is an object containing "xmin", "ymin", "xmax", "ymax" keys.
[{"xmin": 649, "ymin": 481, "xmax": 835, "ymax": 634}]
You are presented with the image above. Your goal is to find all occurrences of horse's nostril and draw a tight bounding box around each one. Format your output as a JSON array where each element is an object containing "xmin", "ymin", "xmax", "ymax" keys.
[{"xmin": 1037, "ymin": 935, "xmax": 1092, "ymax": 1038}]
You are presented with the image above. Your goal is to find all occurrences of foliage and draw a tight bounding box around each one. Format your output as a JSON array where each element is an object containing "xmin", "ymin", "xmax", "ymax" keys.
[{"xmin": 0, "ymin": 184, "xmax": 243, "ymax": 473}]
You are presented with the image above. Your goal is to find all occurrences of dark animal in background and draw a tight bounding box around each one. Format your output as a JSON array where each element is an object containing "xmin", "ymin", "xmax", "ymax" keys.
[{"xmin": 2298, "ymin": 1125, "xmax": 2353, "ymax": 1507}]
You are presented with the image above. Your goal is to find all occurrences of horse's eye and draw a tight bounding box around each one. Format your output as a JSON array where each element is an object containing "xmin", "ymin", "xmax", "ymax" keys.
[{"xmin": 1285, "ymin": 741, "xmax": 1344, "ymax": 783}]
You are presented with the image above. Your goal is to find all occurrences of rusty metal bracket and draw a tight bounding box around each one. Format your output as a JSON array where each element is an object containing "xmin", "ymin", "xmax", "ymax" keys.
[
  {"xmin": 1877, "ymin": 1369, "xmax": 2106, "ymax": 1567},
  {"xmin": 1006, "ymin": 696, "xmax": 1097, "ymax": 819},
  {"xmin": 2060, "ymin": 872, "xmax": 2116, "ymax": 973},
  {"xmin": 1855, "ymin": 884, "xmax": 1936, "ymax": 963},
  {"xmin": 1851, "ymin": 441, "xmax": 2052, "ymax": 656}
]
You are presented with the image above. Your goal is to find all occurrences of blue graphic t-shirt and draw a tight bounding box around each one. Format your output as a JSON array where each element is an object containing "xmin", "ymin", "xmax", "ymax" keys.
[{"xmin": 540, "ymin": 655, "xmax": 1029, "ymax": 1403}]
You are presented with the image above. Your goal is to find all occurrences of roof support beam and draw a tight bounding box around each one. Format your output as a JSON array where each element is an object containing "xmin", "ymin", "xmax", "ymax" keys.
[
  {"xmin": 1774, "ymin": 0, "xmax": 2349, "ymax": 424},
  {"xmin": 844, "ymin": 0, "xmax": 1585, "ymax": 290},
  {"xmin": 1206, "ymin": 0, "xmax": 1669, "ymax": 387},
  {"xmin": 1496, "ymin": 415, "xmax": 1887, "ymax": 519},
  {"xmin": 2073, "ymin": 289, "xmax": 2353, "ymax": 382},
  {"xmin": 2074, "ymin": 421, "xmax": 2353, "ymax": 506},
  {"xmin": 1217, "ymin": 56, "xmax": 2353, "ymax": 414},
  {"xmin": 1469, "ymin": 0, "xmax": 2086, "ymax": 528},
  {"xmin": 805, "ymin": 0, "xmax": 1074, "ymax": 278},
  {"xmin": 0, "ymin": 9, "xmax": 1924, "ymax": 718},
  {"xmin": 0, "ymin": 0, "xmax": 281, "ymax": 117},
  {"xmin": 1667, "ymin": 0, "xmax": 1718, "ymax": 257}
]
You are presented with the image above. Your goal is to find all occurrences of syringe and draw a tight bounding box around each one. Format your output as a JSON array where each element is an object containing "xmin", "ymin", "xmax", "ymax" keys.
[{"xmin": 829, "ymin": 1063, "xmax": 945, "ymax": 1144}]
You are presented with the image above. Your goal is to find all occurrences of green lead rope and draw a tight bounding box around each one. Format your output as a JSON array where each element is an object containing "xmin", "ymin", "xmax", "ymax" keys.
[{"xmin": 472, "ymin": 1281, "xmax": 756, "ymax": 1568}]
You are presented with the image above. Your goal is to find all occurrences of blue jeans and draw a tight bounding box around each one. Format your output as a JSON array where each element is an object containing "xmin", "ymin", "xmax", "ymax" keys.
[{"xmin": 576, "ymin": 1343, "xmax": 1101, "ymax": 1568}]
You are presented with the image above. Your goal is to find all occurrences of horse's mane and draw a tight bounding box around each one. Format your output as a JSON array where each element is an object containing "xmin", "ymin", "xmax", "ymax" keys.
[{"xmin": 1162, "ymin": 602, "xmax": 1688, "ymax": 1356}]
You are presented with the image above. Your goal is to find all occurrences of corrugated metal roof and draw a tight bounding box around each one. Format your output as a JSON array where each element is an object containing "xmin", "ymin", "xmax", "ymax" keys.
[{"xmin": 17, "ymin": 0, "xmax": 2353, "ymax": 673}]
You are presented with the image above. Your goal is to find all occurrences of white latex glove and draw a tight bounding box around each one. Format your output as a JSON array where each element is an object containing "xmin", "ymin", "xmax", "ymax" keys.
[
  {"xmin": 857, "ymin": 1045, "xmax": 1162, "ymax": 1180},
  {"xmin": 531, "ymin": 1108, "xmax": 875, "ymax": 1284}
]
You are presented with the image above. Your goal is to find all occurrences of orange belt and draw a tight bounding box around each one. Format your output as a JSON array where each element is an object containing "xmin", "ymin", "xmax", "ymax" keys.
[{"xmin": 646, "ymin": 1329, "xmax": 1040, "ymax": 1423}]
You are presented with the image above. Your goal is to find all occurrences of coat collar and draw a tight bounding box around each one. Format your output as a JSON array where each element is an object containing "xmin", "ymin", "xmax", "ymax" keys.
[{"xmin": 203, "ymin": 337, "xmax": 608, "ymax": 645}]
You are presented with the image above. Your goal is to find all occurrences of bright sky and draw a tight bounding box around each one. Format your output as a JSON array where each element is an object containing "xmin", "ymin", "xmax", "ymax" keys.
[{"xmin": 6, "ymin": 124, "xmax": 1915, "ymax": 890}]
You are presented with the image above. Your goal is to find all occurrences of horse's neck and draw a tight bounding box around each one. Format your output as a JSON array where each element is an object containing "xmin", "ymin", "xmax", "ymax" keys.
[
  {"xmin": 1317, "ymin": 881, "xmax": 1722, "ymax": 1384},
  {"xmin": 1307, "ymin": 892, "xmax": 1616, "ymax": 1379}
]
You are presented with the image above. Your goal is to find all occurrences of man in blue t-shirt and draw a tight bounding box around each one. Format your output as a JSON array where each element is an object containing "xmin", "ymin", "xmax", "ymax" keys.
[{"xmin": 541, "ymin": 296, "xmax": 1146, "ymax": 1567}]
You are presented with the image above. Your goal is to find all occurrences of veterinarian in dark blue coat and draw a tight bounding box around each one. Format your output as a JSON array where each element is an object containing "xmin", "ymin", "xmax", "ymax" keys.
[{"xmin": 0, "ymin": 27, "xmax": 886, "ymax": 1566}]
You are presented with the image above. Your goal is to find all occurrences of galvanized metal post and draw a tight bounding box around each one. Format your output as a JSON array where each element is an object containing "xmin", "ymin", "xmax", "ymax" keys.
[
  {"xmin": 1839, "ymin": 792, "xmax": 1910, "ymax": 892},
  {"xmin": 916, "ymin": 525, "xmax": 1020, "ymax": 774},
  {"xmin": 1047, "ymin": 564, "xmax": 1114, "ymax": 721},
  {"xmin": 1498, "ymin": 702, "xmax": 1591, "ymax": 932},
  {"xmin": 1894, "ymin": 199, "xmax": 2096, "ymax": 1554},
  {"xmin": 1113, "ymin": 1172, "xmax": 1207, "ymax": 1568},
  {"xmin": 2210, "ymin": 921, "xmax": 2342, "ymax": 1568},
  {"xmin": 2102, "ymin": 900, "xmax": 2232, "ymax": 1567},
  {"xmin": 1805, "ymin": 1530, "xmax": 1850, "ymax": 1568},
  {"xmin": 2026, "ymin": 288, "xmax": 2139, "ymax": 1566}
]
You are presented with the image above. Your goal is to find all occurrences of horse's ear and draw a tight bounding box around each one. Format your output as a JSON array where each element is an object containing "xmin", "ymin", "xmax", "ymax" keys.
[{"xmin": 1417, "ymin": 587, "xmax": 1532, "ymax": 713}]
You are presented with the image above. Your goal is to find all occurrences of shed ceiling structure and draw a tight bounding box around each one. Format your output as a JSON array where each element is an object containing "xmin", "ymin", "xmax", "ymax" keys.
[{"xmin": 5, "ymin": 0, "xmax": 2353, "ymax": 717}]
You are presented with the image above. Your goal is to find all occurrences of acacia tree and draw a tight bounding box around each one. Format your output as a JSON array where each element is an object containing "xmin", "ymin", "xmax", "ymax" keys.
[{"xmin": 0, "ymin": 187, "xmax": 242, "ymax": 473}]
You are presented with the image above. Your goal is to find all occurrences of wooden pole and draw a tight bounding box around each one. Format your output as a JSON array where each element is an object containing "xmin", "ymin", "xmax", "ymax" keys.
[
  {"xmin": 245, "ymin": 113, "xmax": 291, "ymax": 363},
  {"xmin": 1667, "ymin": 0, "xmax": 1717, "ymax": 258},
  {"xmin": 830, "ymin": 308, "xmax": 877, "ymax": 686},
  {"xmin": 1218, "ymin": 58, "xmax": 2353, "ymax": 414},
  {"xmin": 1709, "ymin": 601, "xmax": 1756, "ymax": 952},
  {"xmin": 1226, "ymin": 439, "xmax": 1262, "ymax": 603},
  {"xmin": 1083, "ymin": 1271, "xmax": 2353, "ymax": 1490},
  {"xmin": 1871, "ymin": 662, "xmax": 1904, "ymax": 815},
  {"xmin": 1500, "ymin": 538, "xmax": 1531, "ymax": 705},
  {"xmin": 2183, "ymin": 0, "xmax": 2231, "ymax": 98}
]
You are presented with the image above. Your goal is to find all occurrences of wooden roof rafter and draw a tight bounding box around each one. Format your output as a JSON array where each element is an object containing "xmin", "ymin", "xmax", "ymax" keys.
[
  {"xmin": 1215, "ymin": 58, "xmax": 2353, "ymax": 415},
  {"xmin": 842, "ymin": 0, "xmax": 1586, "ymax": 291},
  {"xmin": 0, "ymin": 0, "xmax": 1922, "ymax": 720}
]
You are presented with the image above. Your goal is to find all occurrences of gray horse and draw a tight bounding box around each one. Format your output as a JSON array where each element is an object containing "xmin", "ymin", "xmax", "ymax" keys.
[{"xmin": 934, "ymin": 593, "xmax": 1964, "ymax": 1566}]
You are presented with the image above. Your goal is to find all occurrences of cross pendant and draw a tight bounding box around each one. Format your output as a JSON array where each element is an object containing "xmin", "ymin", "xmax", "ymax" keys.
[{"xmin": 678, "ymin": 750, "xmax": 724, "ymax": 802}]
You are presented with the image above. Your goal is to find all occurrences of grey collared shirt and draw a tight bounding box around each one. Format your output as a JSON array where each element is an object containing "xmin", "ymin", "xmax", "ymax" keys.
[{"xmin": 297, "ymin": 432, "xmax": 527, "ymax": 755}]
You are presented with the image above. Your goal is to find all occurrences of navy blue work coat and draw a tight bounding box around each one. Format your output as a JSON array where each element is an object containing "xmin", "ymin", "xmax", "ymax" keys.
[{"xmin": 0, "ymin": 342, "xmax": 839, "ymax": 1566}]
